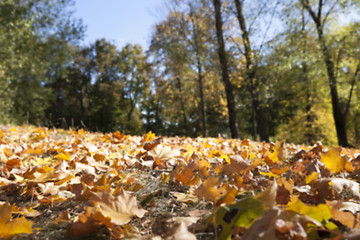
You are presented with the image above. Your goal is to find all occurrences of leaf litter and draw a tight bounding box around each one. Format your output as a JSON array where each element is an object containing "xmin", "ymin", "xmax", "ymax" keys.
[{"xmin": 0, "ymin": 125, "xmax": 360, "ymax": 239}]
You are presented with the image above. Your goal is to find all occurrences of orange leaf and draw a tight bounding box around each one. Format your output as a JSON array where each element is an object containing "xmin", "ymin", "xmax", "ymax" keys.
[{"xmin": 194, "ymin": 177, "xmax": 227, "ymax": 202}]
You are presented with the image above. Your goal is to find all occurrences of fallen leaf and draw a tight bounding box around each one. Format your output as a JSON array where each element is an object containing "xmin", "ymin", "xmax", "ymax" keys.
[
  {"xmin": 167, "ymin": 221, "xmax": 197, "ymax": 240},
  {"xmin": 55, "ymin": 210, "xmax": 71, "ymax": 224},
  {"xmin": 305, "ymin": 172, "xmax": 319, "ymax": 184},
  {"xmin": 0, "ymin": 202, "xmax": 33, "ymax": 238},
  {"xmin": 66, "ymin": 206, "xmax": 103, "ymax": 237},
  {"xmin": 312, "ymin": 178, "xmax": 360, "ymax": 201},
  {"xmin": 255, "ymin": 181, "xmax": 278, "ymax": 207},
  {"xmin": 208, "ymin": 197, "xmax": 265, "ymax": 240},
  {"xmin": 172, "ymin": 192, "xmax": 199, "ymax": 203},
  {"xmin": 286, "ymin": 195, "xmax": 332, "ymax": 223},
  {"xmin": 91, "ymin": 189, "xmax": 147, "ymax": 225},
  {"xmin": 194, "ymin": 177, "xmax": 227, "ymax": 202},
  {"xmin": 320, "ymin": 147, "xmax": 346, "ymax": 173}
]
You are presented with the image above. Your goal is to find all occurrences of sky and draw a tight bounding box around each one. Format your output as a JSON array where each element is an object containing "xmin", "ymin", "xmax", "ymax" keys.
[{"xmin": 73, "ymin": 0, "xmax": 165, "ymax": 50}]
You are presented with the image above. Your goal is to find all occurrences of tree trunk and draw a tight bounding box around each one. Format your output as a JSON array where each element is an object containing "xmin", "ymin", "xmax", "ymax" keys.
[
  {"xmin": 197, "ymin": 58, "xmax": 207, "ymax": 137},
  {"xmin": 301, "ymin": 7, "xmax": 315, "ymax": 144},
  {"xmin": 175, "ymin": 76, "xmax": 189, "ymax": 136},
  {"xmin": 213, "ymin": 0, "xmax": 239, "ymax": 139},
  {"xmin": 234, "ymin": 0, "xmax": 268, "ymax": 142},
  {"xmin": 127, "ymin": 99, "xmax": 134, "ymax": 121},
  {"xmin": 301, "ymin": 0, "xmax": 348, "ymax": 146},
  {"xmin": 190, "ymin": 8, "xmax": 207, "ymax": 137}
]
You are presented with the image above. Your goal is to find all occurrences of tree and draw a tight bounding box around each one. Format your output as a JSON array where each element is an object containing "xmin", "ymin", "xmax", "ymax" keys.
[
  {"xmin": 119, "ymin": 44, "xmax": 150, "ymax": 126},
  {"xmin": 213, "ymin": 0, "xmax": 240, "ymax": 139},
  {"xmin": 300, "ymin": 0, "xmax": 359, "ymax": 146},
  {"xmin": 233, "ymin": 0, "xmax": 269, "ymax": 142},
  {"xmin": 0, "ymin": 0, "xmax": 84, "ymax": 125}
]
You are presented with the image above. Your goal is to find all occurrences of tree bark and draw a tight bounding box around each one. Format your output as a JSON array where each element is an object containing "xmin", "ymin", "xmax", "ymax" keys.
[
  {"xmin": 197, "ymin": 58, "xmax": 207, "ymax": 137},
  {"xmin": 190, "ymin": 7, "xmax": 207, "ymax": 137},
  {"xmin": 301, "ymin": 7, "xmax": 315, "ymax": 144},
  {"xmin": 213, "ymin": 0, "xmax": 240, "ymax": 139},
  {"xmin": 234, "ymin": 0, "xmax": 269, "ymax": 142},
  {"xmin": 301, "ymin": 0, "xmax": 348, "ymax": 146},
  {"xmin": 175, "ymin": 76, "xmax": 189, "ymax": 136}
]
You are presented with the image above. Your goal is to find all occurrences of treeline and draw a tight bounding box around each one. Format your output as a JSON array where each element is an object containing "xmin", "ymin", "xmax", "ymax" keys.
[{"xmin": 0, "ymin": 0, "xmax": 359, "ymax": 147}]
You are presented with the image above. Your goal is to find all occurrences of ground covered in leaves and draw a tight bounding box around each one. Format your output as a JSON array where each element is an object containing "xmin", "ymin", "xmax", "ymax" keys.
[{"xmin": 1, "ymin": 125, "xmax": 360, "ymax": 239}]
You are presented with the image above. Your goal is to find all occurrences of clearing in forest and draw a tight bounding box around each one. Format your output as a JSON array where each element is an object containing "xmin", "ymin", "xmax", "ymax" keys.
[{"xmin": 0, "ymin": 125, "xmax": 360, "ymax": 239}]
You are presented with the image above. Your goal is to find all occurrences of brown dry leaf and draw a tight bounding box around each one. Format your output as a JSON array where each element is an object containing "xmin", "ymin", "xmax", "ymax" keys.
[
  {"xmin": 175, "ymin": 162, "xmax": 201, "ymax": 186},
  {"xmin": 312, "ymin": 178, "xmax": 360, "ymax": 201},
  {"xmin": 93, "ymin": 153, "xmax": 106, "ymax": 162},
  {"xmin": 241, "ymin": 207, "xmax": 280, "ymax": 240},
  {"xmin": 330, "ymin": 203, "xmax": 357, "ymax": 229},
  {"xmin": 276, "ymin": 184, "xmax": 291, "ymax": 205},
  {"xmin": 0, "ymin": 202, "xmax": 33, "ymax": 238},
  {"xmin": 143, "ymin": 137, "xmax": 162, "ymax": 151},
  {"xmin": 242, "ymin": 207, "xmax": 319, "ymax": 240},
  {"xmin": 91, "ymin": 189, "xmax": 147, "ymax": 225},
  {"xmin": 194, "ymin": 177, "xmax": 227, "ymax": 202},
  {"xmin": 222, "ymin": 155, "xmax": 250, "ymax": 174},
  {"xmin": 55, "ymin": 210, "xmax": 71, "ymax": 224},
  {"xmin": 255, "ymin": 181, "xmax": 278, "ymax": 207},
  {"xmin": 66, "ymin": 206, "xmax": 103, "ymax": 237}
]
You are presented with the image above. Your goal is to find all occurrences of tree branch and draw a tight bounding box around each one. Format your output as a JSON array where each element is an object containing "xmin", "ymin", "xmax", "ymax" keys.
[
  {"xmin": 318, "ymin": 0, "xmax": 323, "ymax": 20},
  {"xmin": 248, "ymin": 1, "xmax": 268, "ymax": 35},
  {"xmin": 258, "ymin": 0, "xmax": 279, "ymax": 53},
  {"xmin": 322, "ymin": 0, "xmax": 339, "ymax": 25},
  {"xmin": 344, "ymin": 62, "xmax": 360, "ymax": 118},
  {"xmin": 301, "ymin": 0, "xmax": 320, "ymax": 26}
]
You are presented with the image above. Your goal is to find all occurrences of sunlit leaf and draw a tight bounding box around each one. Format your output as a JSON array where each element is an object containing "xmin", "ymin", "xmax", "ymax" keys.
[
  {"xmin": 91, "ymin": 189, "xmax": 146, "ymax": 225},
  {"xmin": 320, "ymin": 147, "xmax": 346, "ymax": 173},
  {"xmin": 305, "ymin": 172, "xmax": 319, "ymax": 184},
  {"xmin": 286, "ymin": 196, "xmax": 332, "ymax": 223},
  {"xmin": 0, "ymin": 202, "xmax": 33, "ymax": 238}
]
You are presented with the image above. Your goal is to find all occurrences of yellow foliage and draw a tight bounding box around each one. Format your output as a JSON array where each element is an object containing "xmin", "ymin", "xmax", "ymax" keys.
[{"xmin": 320, "ymin": 147, "xmax": 346, "ymax": 173}]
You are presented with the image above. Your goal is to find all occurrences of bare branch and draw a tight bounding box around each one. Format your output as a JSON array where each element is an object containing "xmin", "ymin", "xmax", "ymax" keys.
[
  {"xmin": 258, "ymin": 1, "xmax": 279, "ymax": 53},
  {"xmin": 248, "ymin": 1, "xmax": 268, "ymax": 35},
  {"xmin": 322, "ymin": 0, "xmax": 339, "ymax": 25},
  {"xmin": 344, "ymin": 63, "xmax": 360, "ymax": 118},
  {"xmin": 301, "ymin": 0, "xmax": 320, "ymax": 26}
]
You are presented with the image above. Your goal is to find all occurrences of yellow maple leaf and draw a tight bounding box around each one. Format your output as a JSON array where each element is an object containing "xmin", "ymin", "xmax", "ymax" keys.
[
  {"xmin": 320, "ymin": 147, "xmax": 346, "ymax": 173},
  {"xmin": 286, "ymin": 195, "xmax": 332, "ymax": 223},
  {"xmin": 305, "ymin": 172, "xmax": 319, "ymax": 184},
  {"xmin": 55, "ymin": 152, "xmax": 72, "ymax": 161},
  {"xmin": 0, "ymin": 202, "xmax": 32, "ymax": 238},
  {"xmin": 183, "ymin": 144, "xmax": 195, "ymax": 159}
]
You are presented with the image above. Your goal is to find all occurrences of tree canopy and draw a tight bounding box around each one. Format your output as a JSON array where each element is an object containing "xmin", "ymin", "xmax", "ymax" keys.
[{"xmin": 0, "ymin": 0, "xmax": 359, "ymax": 147}]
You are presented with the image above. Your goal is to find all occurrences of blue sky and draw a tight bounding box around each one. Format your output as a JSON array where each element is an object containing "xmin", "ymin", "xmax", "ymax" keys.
[{"xmin": 73, "ymin": 0, "xmax": 165, "ymax": 50}]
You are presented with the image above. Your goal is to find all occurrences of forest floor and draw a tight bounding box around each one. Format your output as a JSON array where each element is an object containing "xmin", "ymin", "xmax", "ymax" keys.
[{"xmin": 1, "ymin": 125, "xmax": 360, "ymax": 239}]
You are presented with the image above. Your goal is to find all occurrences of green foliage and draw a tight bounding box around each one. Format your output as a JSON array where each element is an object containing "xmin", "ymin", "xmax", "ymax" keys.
[
  {"xmin": 0, "ymin": 0, "xmax": 84, "ymax": 124},
  {"xmin": 0, "ymin": 0, "xmax": 359, "ymax": 146}
]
